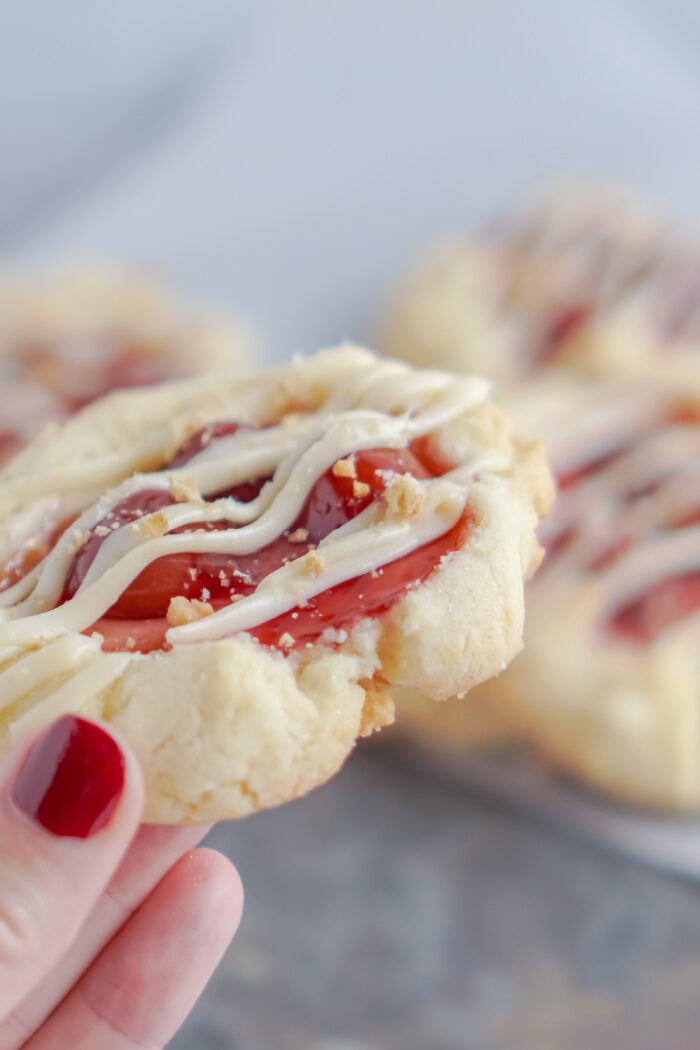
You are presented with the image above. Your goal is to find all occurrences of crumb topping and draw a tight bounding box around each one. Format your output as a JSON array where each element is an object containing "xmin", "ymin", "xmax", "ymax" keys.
[
  {"xmin": 71, "ymin": 529, "xmax": 89, "ymax": 554},
  {"xmin": 301, "ymin": 550, "xmax": 326, "ymax": 578},
  {"xmin": 383, "ymin": 473, "xmax": 425, "ymax": 519},
  {"xmin": 169, "ymin": 475, "xmax": 203, "ymax": 504},
  {"xmin": 167, "ymin": 595, "xmax": 215, "ymax": 627},
  {"xmin": 352, "ymin": 480, "xmax": 371, "ymax": 498},
  {"xmin": 136, "ymin": 511, "xmax": 169, "ymax": 539},
  {"xmin": 281, "ymin": 411, "xmax": 303, "ymax": 427},
  {"xmin": 288, "ymin": 527, "xmax": 309, "ymax": 544},
  {"xmin": 332, "ymin": 457, "xmax": 357, "ymax": 479}
]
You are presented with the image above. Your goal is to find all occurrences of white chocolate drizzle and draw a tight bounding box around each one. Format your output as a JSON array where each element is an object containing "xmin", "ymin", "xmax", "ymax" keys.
[
  {"xmin": 489, "ymin": 187, "xmax": 700, "ymax": 373},
  {"xmin": 527, "ymin": 378, "xmax": 700, "ymax": 637},
  {"xmin": 0, "ymin": 353, "xmax": 494, "ymax": 720}
]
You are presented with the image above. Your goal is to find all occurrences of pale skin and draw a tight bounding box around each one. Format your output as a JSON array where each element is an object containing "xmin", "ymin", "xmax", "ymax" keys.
[{"xmin": 0, "ymin": 724, "xmax": 244, "ymax": 1049}]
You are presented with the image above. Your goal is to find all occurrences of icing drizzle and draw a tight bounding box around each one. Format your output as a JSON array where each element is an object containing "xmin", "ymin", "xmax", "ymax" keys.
[
  {"xmin": 493, "ymin": 187, "xmax": 700, "ymax": 371},
  {"xmin": 528, "ymin": 379, "xmax": 700, "ymax": 643},
  {"xmin": 0, "ymin": 354, "xmax": 495, "ymax": 727}
]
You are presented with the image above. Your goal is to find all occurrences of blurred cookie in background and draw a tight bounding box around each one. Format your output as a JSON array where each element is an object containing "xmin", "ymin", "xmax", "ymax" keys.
[
  {"xmin": 0, "ymin": 268, "xmax": 252, "ymax": 463},
  {"xmin": 379, "ymin": 184, "xmax": 700, "ymax": 386},
  {"xmin": 396, "ymin": 372, "xmax": 700, "ymax": 811}
]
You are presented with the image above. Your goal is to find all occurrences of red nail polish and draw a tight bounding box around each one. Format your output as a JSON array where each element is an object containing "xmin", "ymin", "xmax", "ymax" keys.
[{"xmin": 11, "ymin": 716, "xmax": 125, "ymax": 838}]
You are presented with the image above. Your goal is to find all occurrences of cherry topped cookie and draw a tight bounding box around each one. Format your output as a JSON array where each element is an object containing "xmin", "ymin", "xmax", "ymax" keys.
[
  {"xmin": 404, "ymin": 373, "xmax": 700, "ymax": 810},
  {"xmin": 0, "ymin": 269, "xmax": 249, "ymax": 464},
  {"xmin": 380, "ymin": 184, "xmax": 699, "ymax": 386},
  {"xmin": 0, "ymin": 346, "xmax": 551, "ymax": 823}
]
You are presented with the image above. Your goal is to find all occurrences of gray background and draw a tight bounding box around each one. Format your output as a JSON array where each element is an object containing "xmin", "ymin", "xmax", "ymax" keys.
[
  {"xmin": 2, "ymin": 2, "xmax": 700, "ymax": 1046},
  {"xmin": 7, "ymin": 0, "xmax": 700, "ymax": 354}
]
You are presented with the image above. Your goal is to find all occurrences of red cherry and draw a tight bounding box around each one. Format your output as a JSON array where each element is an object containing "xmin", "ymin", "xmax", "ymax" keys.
[
  {"xmin": 169, "ymin": 421, "xmax": 250, "ymax": 468},
  {"xmin": 20, "ymin": 418, "xmax": 468, "ymax": 653},
  {"xmin": 609, "ymin": 572, "xmax": 700, "ymax": 644}
]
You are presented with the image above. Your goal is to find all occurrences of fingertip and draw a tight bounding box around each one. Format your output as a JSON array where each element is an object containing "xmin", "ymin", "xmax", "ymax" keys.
[
  {"xmin": 34, "ymin": 848, "xmax": 244, "ymax": 1047},
  {"xmin": 179, "ymin": 847, "xmax": 244, "ymax": 935}
]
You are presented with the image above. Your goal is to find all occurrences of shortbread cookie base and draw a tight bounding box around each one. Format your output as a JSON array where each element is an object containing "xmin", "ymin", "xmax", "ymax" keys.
[{"xmin": 0, "ymin": 348, "xmax": 551, "ymax": 822}]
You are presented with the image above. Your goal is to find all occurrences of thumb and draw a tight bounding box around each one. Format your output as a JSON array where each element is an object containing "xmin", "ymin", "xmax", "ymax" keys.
[{"xmin": 0, "ymin": 715, "xmax": 144, "ymax": 1021}]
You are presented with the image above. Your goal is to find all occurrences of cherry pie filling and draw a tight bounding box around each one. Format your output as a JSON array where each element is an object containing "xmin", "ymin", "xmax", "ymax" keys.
[
  {"xmin": 20, "ymin": 340, "xmax": 173, "ymax": 413},
  {"xmin": 542, "ymin": 408, "xmax": 700, "ymax": 643},
  {"xmin": 535, "ymin": 303, "xmax": 591, "ymax": 366},
  {"xmin": 609, "ymin": 573, "xmax": 700, "ymax": 644},
  {"xmin": 3, "ymin": 422, "xmax": 472, "ymax": 653},
  {"xmin": 0, "ymin": 430, "xmax": 22, "ymax": 463},
  {"xmin": 0, "ymin": 341, "xmax": 178, "ymax": 466}
]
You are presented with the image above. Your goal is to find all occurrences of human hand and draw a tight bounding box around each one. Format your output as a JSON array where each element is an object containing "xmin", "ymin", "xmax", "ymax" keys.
[{"xmin": 0, "ymin": 715, "xmax": 243, "ymax": 1049}]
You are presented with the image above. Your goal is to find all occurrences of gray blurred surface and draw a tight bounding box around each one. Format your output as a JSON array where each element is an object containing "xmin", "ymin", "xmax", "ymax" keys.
[
  {"xmin": 171, "ymin": 750, "xmax": 700, "ymax": 1050},
  {"xmin": 3, "ymin": 2, "xmax": 700, "ymax": 1047},
  {"xmin": 11, "ymin": 0, "xmax": 700, "ymax": 355}
]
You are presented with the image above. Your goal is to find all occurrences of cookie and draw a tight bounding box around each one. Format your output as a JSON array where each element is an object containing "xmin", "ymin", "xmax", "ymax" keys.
[
  {"xmin": 0, "ymin": 269, "xmax": 251, "ymax": 463},
  {"xmin": 403, "ymin": 373, "xmax": 700, "ymax": 810},
  {"xmin": 0, "ymin": 346, "xmax": 551, "ymax": 823},
  {"xmin": 379, "ymin": 184, "xmax": 692, "ymax": 385}
]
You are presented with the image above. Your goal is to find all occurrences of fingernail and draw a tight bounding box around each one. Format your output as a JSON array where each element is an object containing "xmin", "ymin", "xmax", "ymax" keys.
[{"xmin": 11, "ymin": 716, "xmax": 125, "ymax": 838}]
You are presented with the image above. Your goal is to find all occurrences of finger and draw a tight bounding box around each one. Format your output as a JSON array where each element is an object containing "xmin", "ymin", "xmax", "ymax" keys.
[
  {"xmin": 27, "ymin": 848, "xmax": 243, "ymax": 1050},
  {"xmin": 0, "ymin": 824, "xmax": 210, "ymax": 1048},
  {"xmin": 0, "ymin": 715, "xmax": 143, "ymax": 1020}
]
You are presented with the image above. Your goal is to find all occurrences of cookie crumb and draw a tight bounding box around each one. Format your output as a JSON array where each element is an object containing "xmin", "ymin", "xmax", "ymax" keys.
[
  {"xmin": 352, "ymin": 480, "xmax": 371, "ymax": 499},
  {"xmin": 94, "ymin": 525, "xmax": 111, "ymax": 538},
  {"xmin": 135, "ymin": 511, "xmax": 169, "ymax": 538},
  {"xmin": 170, "ymin": 475, "xmax": 203, "ymax": 504},
  {"xmin": 288, "ymin": 527, "xmax": 309, "ymax": 544},
  {"xmin": 359, "ymin": 686, "xmax": 396, "ymax": 737},
  {"xmin": 281, "ymin": 411, "xmax": 303, "ymax": 426},
  {"xmin": 332, "ymin": 457, "xmax": 357, "ymax": 479},
  {"xmin": 383, "ymin": 473, "xmax": 424, "ymax": 519},
  {"xmin": 302, "ymin": 550, "xmax": 326, "ymax": 577},
  {"xmin": 167, "ymin": 595, "xmax": 215, "ymax": 627},
  {"xmin": 278, "ymin": 632, "xmax": 295, "ymax": 649},
  {"xmin": 90, "ymin": 631, "xmax": 104, "ymax": 645},
  {"xmin": 71, "ymin": 529, "xmax": 89, "ymax": 553}
]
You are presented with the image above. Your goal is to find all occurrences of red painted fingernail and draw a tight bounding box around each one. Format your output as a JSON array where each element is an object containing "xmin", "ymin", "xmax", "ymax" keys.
[{"xmin": 11, "ymin": 716, "xmax": 125, "ymax": 838}]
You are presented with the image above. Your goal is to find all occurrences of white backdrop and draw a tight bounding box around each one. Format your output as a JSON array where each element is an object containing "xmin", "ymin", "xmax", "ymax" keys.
[{"xmin": 2, "ymin": 0, "xmax": 700, "ymax": 355}]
